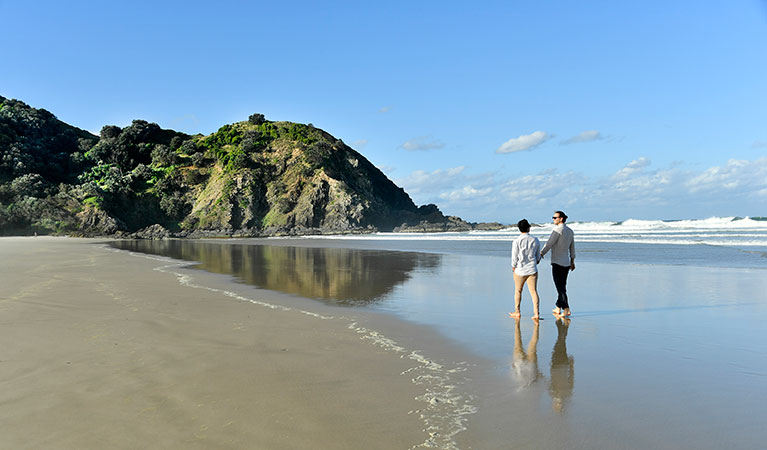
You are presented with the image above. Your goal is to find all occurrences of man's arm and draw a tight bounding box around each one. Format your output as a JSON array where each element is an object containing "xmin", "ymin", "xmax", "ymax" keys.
[
  {"xmin": 541, "ymin": 230, "xmax": 559, "ymax": 256},
  {"xmin": 569, "ymin": 236, "xmax": 576, "ymax": 271}
]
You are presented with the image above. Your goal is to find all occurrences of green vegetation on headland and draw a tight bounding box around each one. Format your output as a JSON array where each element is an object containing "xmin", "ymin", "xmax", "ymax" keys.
[{"xmin": 0, "ymin": 96, "xmax": 502, "ymax": 237}]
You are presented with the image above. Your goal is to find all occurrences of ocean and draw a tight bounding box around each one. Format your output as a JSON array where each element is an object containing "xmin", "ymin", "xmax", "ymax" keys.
[
  {"xmin": 301, "ymin": 216, "xmax": 767, "ymax": 268},
  {"xmin": 109, "ymin": 216, "xmax": 767, "ymax": 449}
]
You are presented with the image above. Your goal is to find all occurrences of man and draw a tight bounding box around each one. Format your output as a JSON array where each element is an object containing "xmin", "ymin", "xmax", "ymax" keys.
[{"xmin": 541, "ymin": 211, "xmax": 575, "ymax": 317}]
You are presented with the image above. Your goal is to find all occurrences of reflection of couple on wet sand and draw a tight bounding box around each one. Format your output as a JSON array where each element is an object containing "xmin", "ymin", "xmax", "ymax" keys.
[
  {"xmin": 509, "ymin": 211, "xmax": 575, "ymax": 320},
  {"xmin": 511, "ymin": 317, "xmax": 574, "ymax": 412}
]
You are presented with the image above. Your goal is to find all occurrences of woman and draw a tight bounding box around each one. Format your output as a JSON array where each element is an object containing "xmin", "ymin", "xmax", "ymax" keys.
[{"xmin": 509, "ymin": 219, "xmax": 542, "ymax": 320}]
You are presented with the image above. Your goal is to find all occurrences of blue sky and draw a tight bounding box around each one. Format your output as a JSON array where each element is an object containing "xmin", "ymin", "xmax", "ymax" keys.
[{"xmin": 3, "ymin": 0, "xmax": 766, "ymax": 222}]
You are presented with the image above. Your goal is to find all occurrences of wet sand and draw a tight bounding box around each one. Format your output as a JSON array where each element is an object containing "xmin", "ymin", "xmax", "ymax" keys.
[
  {"xmin": 108, "ymin": 237, "xmax": 767, "ymax": 450},
  {"xmin": 4, "ymin": 236, "xmax": 766, "ymax": 450},
  {"xmin": 0, "ymin": 237, "xmax": 464, "ymax": 449}
]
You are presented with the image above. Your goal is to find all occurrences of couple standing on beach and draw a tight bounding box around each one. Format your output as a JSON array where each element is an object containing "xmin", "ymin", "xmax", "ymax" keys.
[{"xmin": 509, "ymin": 211, "xmax": 575, "ymax": 320}]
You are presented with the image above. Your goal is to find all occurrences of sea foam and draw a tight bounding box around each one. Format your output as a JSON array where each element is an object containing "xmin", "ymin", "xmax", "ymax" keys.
[{"xmin": 296, "ymin": 216, "xmax": 767, "ymax": 247}]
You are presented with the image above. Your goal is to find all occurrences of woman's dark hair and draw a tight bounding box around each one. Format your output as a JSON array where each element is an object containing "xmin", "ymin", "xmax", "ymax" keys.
[{"xmin": 517, "ymin": 219, "xmax": 531, "ymax": 232}]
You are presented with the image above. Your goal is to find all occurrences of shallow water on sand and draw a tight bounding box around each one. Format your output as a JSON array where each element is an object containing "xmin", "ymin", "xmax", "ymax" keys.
[{"xmin": 111, "ymin": 238, "xmax": 767, "ymax": 449}]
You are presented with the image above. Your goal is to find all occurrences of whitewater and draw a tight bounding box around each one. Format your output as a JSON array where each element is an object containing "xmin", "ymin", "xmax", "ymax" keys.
[
  {"xmin": 298, "ymin": 217, "xmax": 767, "ymax": 269},
  {"xmin": 303, "ymin": 216, "xmax": 766, "ymax": 246}
]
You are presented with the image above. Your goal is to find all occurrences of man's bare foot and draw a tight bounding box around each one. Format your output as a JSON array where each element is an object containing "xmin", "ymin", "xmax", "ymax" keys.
[
  {"xmin": 532, "ymin": 315, "xmax": 542, "ymax": 321},
  {"xmin": 509, "ymin": 311, "xmax": 521, "ymax": 318}
]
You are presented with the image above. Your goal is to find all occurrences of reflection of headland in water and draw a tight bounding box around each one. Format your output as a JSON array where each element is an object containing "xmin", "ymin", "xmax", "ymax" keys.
[{"xmin": 109, "ymin": 240, "xmax": 442, "ymax": 305}]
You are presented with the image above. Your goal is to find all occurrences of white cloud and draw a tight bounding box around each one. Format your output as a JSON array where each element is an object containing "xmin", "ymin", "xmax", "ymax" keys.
[
  {"xmin": 686, "ymin": 158, "xmax": 767, "ymax": 194},
  {"xmin": 498, "ymin": 170, "xmax": 586, "ymax": 204},
  {"xmin": 350, "ymin": 139, "xmax": 368, "ymax": 149},
  {"xmin": 392, "ymin": 157, "xmax": 767, "ymax": 222},
  {"xmin": 612, "ymin": 157, "xmax": 652, "ymax": 179},
  {"xmin": 395, "ymin": 166, "xmax": 498, "ymax": 206},
  {"xmin": 752, "ymin": 140, "xmax": 767, "ymax": 149},
  {"xmin": 378, "ymin": 106, "xmax": 391, "ymax": 113},
  {"xmin": 585, "ymin": 157, "xmax": 767, "ymax": 214},
  {"xmin": 395, "ymin": 166, "xmax": 466, "ymax": 189},
  {"xmin": 627, "ymin": 158, "xmax": 651, "ymax": 169},
  {"xmin": 400, "ymin": 136, "xmax": 446, "ymax": 151},
  {"xmin": 496, "ymin": 131, "xmax": 550, "ymax": 154},
  {"xmin": 561, "ymin": 130, "xmax": 602, "ymax": 145},
  {"xmin": 439, "ymin": 186, "xmax": 494, "ymax": 202}
]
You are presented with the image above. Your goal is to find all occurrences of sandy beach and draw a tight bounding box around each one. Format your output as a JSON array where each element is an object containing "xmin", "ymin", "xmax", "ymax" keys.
[
  {"xmin": 4, "ymin": 236, "xmax": 766, "ymax": 450},
  {"xmin": 0, "ymin": 237, "xmax": 465, "ymax": 449}
]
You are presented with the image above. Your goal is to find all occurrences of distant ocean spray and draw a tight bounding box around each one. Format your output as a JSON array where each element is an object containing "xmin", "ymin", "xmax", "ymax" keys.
[
  {"xmin": 542, "ymin": 216, "xmax": 767, "ymax": 247},
  {"xmin": 308, "ymin": 216, "xmax": 767, "ymax": 248}
]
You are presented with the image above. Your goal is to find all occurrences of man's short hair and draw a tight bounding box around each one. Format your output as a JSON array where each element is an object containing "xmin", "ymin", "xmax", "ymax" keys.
[
  {"xmin": 555, "ymin": 210, "xmax": 568, "ymax": 222},
  {"xmin": 517, "ymin": 219, "xmax": 531, "ymax": 232}
]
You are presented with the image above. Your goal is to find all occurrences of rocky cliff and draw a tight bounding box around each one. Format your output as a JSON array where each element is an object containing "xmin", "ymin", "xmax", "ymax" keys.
[{"xmin": 1, "ymin": 97, "xmax": 502, "ymax": 237}]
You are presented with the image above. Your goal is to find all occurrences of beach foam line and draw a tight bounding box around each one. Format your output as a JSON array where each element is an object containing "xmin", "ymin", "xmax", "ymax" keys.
[
  {"xmin": 554, "ymin": 237, "xmax": 767, "ymax": 246},
  {"xmin": 107, "ymin": 245, "xmax": 478, "ymax": 450},
  {"xmin": 349, "ymin": 322, "xmax": 477, "ymax": 450},
  {"xmin": 282, "ymin": 216, "xmax": 767, "ymax": 242}
]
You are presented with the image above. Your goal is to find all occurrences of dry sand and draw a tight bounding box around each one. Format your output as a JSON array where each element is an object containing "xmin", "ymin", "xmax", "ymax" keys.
[{"xmin": 0, "ymin": 237, "xmax": 452, "ymax": 449}]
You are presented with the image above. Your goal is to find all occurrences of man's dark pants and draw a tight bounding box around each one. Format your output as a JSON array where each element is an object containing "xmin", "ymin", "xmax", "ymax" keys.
[{"xmin": 552, "ymin": 263, "xmax": 570, "ymax": 309}]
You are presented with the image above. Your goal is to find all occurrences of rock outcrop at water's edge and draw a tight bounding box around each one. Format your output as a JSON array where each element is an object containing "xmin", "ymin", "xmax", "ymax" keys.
[{"xmin": 0, "ymin": 96, "xmax": 507, "ymax": 237}]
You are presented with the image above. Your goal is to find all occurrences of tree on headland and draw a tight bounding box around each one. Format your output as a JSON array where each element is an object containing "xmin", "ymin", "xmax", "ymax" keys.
[{"xmin": 248, "ymin": 113, "xmax": 266, "ymax": 125}]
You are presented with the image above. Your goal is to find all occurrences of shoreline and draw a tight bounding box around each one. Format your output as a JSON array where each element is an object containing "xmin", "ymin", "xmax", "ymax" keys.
[
  {"xmin": 5, "ymin": 236, "xmax": 766, "ymax": 449},
  {"xmin": 0, "ymin": 237, "xmax": 487, "ymax": 449}
]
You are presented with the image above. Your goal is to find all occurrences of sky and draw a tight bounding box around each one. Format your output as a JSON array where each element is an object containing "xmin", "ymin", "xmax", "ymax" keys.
[{"xmin": 2, "ymin": 0, "xmax": 766, "ymax": 223}]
